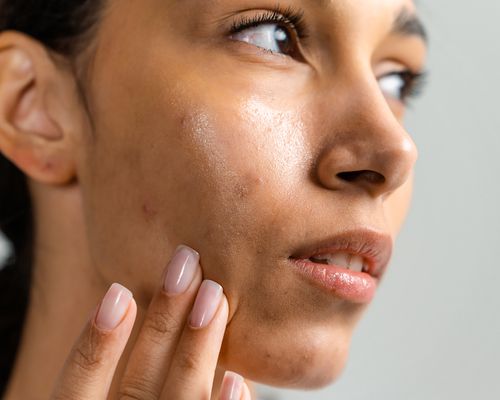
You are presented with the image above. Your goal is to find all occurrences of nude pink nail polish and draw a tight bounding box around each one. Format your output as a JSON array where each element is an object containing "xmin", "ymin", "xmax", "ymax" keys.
[
  {"xmin": 220, "ymin": 371, "xmax": 244, "ymax": 400},
  {"xmin": 163, "ymin": 245, "xmax": 199, "ymax": 295},
  {"xmin": 188, "ymin": 280, "xmax": 223, "ymax": 329},
  {"xmin": 95, "ymin": 283, "xmax": 132, "ymax": 331}
]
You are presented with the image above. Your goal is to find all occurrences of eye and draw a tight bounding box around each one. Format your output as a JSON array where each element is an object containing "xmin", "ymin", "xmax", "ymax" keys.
[
  {"xmin": 378, "ymin": 70, "xmax": 427, "ymax": 104},
  {"xmin": 228, "ymin": 6, "xmax": 307, "ymax": 58},
  {"xmin": 230, "ymin": 23, "xmax": 295, "ymax": 56}
]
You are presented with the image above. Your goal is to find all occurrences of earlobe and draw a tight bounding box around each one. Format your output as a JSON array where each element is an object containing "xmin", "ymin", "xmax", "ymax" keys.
[{"xmin": 0, "ymin": 32, "xmax": 77, "ymax": 185}]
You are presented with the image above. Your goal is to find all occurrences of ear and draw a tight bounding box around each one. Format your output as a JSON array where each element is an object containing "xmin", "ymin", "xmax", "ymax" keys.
[{"xmin": 0, "ymin": 31, "xmax": 82, "ymax": 185}]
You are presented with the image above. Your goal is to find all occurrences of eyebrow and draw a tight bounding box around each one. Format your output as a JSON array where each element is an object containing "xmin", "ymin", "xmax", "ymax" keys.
[
  {"xmin": 311, "ymin": 1, "xmax": 428, "ymax": 43},
  {"xmin": 392, "ymin": 8, "xmax": 428, "ymax": 43}
]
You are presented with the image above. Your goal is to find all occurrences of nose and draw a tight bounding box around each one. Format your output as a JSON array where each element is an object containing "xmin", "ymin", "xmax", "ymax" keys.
[{"xmin": 315, "ymin": 91, "xmax": 418, "ymax": 199}]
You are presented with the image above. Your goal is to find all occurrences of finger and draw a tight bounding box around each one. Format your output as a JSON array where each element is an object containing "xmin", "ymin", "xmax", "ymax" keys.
[
  {"xmin": 161, "ymin": 280, "xmax": 229, "ymax": 399},
  {"xmin": 241, "ymin": 379, "xmax": 252, "ymax": 400},
  {"xmin": 118, "ymin": 245, "xmax": 202, "ymax": 400},
  {"xmin": 51, "ymin": 283, "xmax": 136, "ymax": 400},
  {"xmin": 219, "ymin": 371, "xmax": 250, "ymax": 400}
]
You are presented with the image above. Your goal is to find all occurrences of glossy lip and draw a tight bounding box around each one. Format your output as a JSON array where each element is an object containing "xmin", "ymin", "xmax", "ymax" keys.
[
  {"xmin": 289, "ymin": 228, "xmax": 393, "ymax": 279},
  {"xmin": 288, "ymin": 229, "xmax": 393, "ymax": 303}
]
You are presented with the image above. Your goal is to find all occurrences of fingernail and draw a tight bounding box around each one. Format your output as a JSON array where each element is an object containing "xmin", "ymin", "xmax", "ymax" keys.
[
  {"xmin": 163, "ymin": 245, "xmax": 199, "ymax": 295},
  {"xmin": 188, "ymin": 280, "xmax": 223, "ymax": 329},
  {"xmin": 220, "ymin": 371, "xmax": 244, "ymax": 400},
  {"xmin": 95, "ymin": 283, "xmax": 133, "ymax": 331}
]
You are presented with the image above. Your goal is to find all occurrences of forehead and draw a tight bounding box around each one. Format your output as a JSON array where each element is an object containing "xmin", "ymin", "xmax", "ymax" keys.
[
  {"xmin": 125, "ymin": 0, "xmax": 417, "ymax": 17},
  {"xmin": 109, "ymin": 0, "xmax": 419, "ymax": 40}
]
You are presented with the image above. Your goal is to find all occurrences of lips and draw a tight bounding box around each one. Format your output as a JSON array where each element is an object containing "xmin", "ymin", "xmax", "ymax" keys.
[{"xmin": 288, "ymin": 229, "xmax": 393, "ymax": 303}]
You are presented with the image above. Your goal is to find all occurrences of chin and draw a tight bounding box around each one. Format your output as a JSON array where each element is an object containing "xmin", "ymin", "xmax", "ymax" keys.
[{"xmin": 219, "ymin": 320, "xmax": 353, "ymax": 390}]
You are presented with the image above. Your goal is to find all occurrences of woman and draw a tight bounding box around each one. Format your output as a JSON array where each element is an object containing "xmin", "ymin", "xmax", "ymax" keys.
[{"xmin": 0, "ymin": 0, "xmax": 427, "ymax": 399}]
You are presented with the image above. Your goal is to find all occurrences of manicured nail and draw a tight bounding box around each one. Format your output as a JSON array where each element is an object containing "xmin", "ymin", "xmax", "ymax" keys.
[
  {"xmin": 95, "ymin": 283, "xmax": 133, "ymax": 331},
  {"xmin": 163, "ymin": 245, "xmax": 199, "ymax": 295},
  {"xmin": 189, "ymin": 280, "xmax": 223, "ymax": 329},
  {"xmin": 220, "ymin": 371, "xmax": 244, "ymax": 400}
]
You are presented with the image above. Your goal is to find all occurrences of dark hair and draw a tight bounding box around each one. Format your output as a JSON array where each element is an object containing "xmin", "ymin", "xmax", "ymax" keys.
[{"xmin": 0, "ymin": 1, "xmax": 102, "ymax": 395}]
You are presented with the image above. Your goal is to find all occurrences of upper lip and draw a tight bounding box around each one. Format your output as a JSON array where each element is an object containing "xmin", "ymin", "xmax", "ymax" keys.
[{"xmin": 289, "ymin": 228, "xmax": 393, "ymax": 279}]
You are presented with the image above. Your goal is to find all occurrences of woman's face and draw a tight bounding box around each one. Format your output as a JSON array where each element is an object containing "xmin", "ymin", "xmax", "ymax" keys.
[{"xmin": 76, "ymin": 0, "xmax": 426, "ymax": 389}]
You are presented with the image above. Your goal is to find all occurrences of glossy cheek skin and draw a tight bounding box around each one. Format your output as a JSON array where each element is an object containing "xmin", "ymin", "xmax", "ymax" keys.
[{"xmin": 76, "ymin": 0, "xmax": 415, "ymax": 389}]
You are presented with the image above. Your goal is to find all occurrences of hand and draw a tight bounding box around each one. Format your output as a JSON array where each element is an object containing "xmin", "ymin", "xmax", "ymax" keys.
[{"xmin": 50, "ymin": 245, "xmax": 251, "ymax": 400}]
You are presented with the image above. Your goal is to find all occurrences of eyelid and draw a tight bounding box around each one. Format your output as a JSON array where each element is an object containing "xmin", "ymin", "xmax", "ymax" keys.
[{"xmin": 228, "ymin": 5, "xmax": 309, "ymax": 39}]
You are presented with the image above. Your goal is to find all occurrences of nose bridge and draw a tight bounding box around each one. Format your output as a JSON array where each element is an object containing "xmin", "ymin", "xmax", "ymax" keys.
[{"xmin": 315, "ymin": 78, "xmax": 418, "ymax": 198}]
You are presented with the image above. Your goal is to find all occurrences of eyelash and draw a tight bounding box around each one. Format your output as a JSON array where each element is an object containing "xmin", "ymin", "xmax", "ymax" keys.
[
  {"xmin": 382, "ymin": 70, "xmax": 428, "ymax": 103},
  {"xmin": 228, "ymin": 4, "xmax": 426, "ymax": 103},
  {"xmin": 229, "ymin": 4, "xmax": 309, "ymax": 42}
]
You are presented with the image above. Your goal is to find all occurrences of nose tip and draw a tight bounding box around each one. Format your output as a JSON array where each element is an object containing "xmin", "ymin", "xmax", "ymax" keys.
[{"xmin": 316, "ymin": 129, "xmax": 418, "ymax": 198}]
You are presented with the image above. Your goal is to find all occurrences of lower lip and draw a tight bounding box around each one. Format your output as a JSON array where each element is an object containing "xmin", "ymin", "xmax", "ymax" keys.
[{"xmin": 288, "ymin": 258, "xmax": 378, "ymax": 304}]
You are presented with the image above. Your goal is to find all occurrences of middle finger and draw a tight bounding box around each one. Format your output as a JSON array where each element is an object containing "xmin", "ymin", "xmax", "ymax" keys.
[{"xmin": 118, "ymin": 245, "xmax": 202, "ymax": 400}]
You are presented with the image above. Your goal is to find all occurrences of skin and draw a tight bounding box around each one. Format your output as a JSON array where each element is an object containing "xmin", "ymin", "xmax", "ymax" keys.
[{"xmin": 0, "ymin": 0, "xmax": 426, "ymax": 398}]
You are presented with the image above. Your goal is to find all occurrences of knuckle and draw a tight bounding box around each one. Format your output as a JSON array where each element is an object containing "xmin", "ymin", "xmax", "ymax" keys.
[
  {"xmin": 117, "ymin": 390, "xmax": 144, "ymax": 400},
  {"xmin": 73, "ymin": 347, "xmax": 102, "ymax": 372},
  {"xmin": 71, "ymin": 327, "xmax": 106, "ymax": 373},
  {"xmin": 176, "ymin": 349, "xmax": 201, "ymax": 375},
  {"xmin": 143, "ymin": 307, "xmax": 182, "ymax": 340},
  {"xmin": 118, "ymin": 379, "xmax": 157, "ymax": 400}
]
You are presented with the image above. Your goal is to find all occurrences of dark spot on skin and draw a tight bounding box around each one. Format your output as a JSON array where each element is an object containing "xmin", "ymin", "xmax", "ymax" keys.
[{"xmin": 233, "ymin": 173, "xmax": 265, "ymax": 200}]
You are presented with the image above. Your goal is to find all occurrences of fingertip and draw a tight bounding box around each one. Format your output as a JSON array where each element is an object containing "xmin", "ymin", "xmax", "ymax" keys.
[
  {"xmin": 124, "ymin": 296, "xmax": 138, "ymax": 325},
  {"xmin": 95, "ymin": 283, "xmax": 134, "ymax": 332},
  {"xmin": 242, "ymin": 379, "xmax": 252, "ymax": 400},
  {"xmin": 220, "ymin": 370, "xmax": 244, "ymax": 400},
  {"xmin": 220, "ymin": 292, "xmax": 230, "ymax": 320},
  {"xmin": 215, "ymin": 291, "xmax": 230, "ymax": 331}
]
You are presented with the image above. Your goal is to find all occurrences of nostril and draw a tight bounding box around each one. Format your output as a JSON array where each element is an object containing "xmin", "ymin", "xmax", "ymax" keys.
[{"xmin": 337, "ymin": 170, "xmax": 386, "ymax": 185}]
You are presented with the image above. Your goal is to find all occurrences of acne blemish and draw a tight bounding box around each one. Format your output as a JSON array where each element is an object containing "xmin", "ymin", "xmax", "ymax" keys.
[
  {"xmin": 142, "ymin": 202, "xmax": 158, "ymax": 221},
  {"xmin": 38, "ymin": 158, "xmax": 54, "ymax": 172}
]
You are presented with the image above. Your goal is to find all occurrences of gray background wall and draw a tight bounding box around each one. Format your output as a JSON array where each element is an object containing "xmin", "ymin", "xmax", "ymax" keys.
[
  {"xmin": 1, "ymin": 1, "xmax": 499, "ymax": 399},
  {"xmin": 259, "ymin": 0, "xmax": 500, "ymax": 398}
]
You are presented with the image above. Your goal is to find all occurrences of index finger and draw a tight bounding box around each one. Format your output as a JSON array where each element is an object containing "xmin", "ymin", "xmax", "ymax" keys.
[
  {"xmin": 117, "ymin": 245, "xmax": 203, "ymax": 400},
  {"xmin": 51, "ymin": 283, "xmax": 136, "ymax": 400}
]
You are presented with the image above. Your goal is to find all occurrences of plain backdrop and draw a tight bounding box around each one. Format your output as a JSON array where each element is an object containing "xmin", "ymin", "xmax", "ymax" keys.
[{"xmin": 1, "ymin": 1, "xmax": 499, "ymax": 399}]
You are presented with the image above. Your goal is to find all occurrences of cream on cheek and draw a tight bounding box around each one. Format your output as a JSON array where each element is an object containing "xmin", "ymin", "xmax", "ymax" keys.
[
  {"xmin": 238, "ymin": 95, "xmax": 310, "ymax": 185},
  {"xmin": 181, "ymin": 93, "xmax": 310, "ymax": 190}
]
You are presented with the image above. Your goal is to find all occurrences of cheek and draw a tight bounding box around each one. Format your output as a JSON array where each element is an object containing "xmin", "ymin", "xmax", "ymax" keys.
[
  {"xmin": 82, "ymin": 49, "xmax": 364, "ymax": 387},
  {"xmin": 82, "ymin": 74, "xmax": 310, "ymax": 293}
]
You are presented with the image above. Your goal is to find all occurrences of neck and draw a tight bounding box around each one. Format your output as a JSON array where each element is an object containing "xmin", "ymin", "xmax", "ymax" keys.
[{"xmin": 4, "ymin": 183, "xmax": 255, "ymax": 399}]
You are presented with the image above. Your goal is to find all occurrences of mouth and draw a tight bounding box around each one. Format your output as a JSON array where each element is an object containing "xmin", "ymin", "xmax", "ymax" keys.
[{"xmin": 288, "ymin": 229, "xmax": 393, "ymax": 304}]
